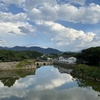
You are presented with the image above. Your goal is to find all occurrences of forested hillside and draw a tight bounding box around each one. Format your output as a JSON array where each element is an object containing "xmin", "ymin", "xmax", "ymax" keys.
[
  {"xmin": 0, "ymin": 50, "xmax": 43, "ymax": 62},
  {"xmin": 77, "ymin": 47, "xmax": 100, "ymax": 66}
]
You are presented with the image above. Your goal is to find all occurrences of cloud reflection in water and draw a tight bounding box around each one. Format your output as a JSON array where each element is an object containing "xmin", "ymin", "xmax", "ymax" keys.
[{"xmin": 0, "ymin": 66, "xmax": 99, "ymax": 100}]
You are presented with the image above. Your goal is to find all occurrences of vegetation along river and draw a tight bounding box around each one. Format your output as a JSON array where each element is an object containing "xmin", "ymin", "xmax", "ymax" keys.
[{"xmin": 0, "ymin": 65, "xmax": 100, "ymax": 100}]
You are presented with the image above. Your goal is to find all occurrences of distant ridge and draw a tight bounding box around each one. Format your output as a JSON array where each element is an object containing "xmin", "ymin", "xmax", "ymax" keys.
[{"xmin": 0, "ymin": 46, "xmax": 63, "ymax": 54}]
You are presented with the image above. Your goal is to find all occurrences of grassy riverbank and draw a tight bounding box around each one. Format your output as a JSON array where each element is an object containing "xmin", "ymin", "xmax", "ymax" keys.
[
  {"xmin": 16, "ymin": 59, "xmax": 35, "ymax": 68},
  {"xmin": 0, "ymin": 59, "xmax": 36, "ymax": 70},
  {"xmin": 71, "ymin": 64, "xmax": 100, "ymax": 82}
]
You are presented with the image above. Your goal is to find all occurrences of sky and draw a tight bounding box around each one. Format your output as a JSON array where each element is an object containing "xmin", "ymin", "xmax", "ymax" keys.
[{"xmin": 0, "ymin": 0, "xmax": 100, "ymax": 51}]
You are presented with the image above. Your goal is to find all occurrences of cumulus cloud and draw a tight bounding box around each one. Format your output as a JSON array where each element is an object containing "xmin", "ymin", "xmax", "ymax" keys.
[
  {"xmin": 0, "ymin": 22, "xmax": 35, "ymax": 35},
  {"xmin": 0, "ymin": 12, "xmax": 27, "ymax": 22},
  {"xmin": 0, "ymin": 0, "xmax": 100, "ymax": 50},
  {"xmin": 0, "ymin": 11, "xmax": 35, "ymax": 35},
  {"xmin": 24, "ymin": 1, "xmax": 100, "ymax": 24},
  {"xmin": 1, "ymin": 0, "xmax": 100, "ymax": 24},
  {"xmin": 35, "ymin": 21, "xmax": 100, "ymax": 51}
]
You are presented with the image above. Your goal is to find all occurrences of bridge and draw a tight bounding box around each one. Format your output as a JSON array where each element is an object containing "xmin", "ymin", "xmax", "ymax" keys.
[
  {"xmin": 0, "ymin": 61, "xmax": 53, "ymax": 71},
  {"xmin": 34, "ymin": 61, "xmax": 53, "ymax": 66}
]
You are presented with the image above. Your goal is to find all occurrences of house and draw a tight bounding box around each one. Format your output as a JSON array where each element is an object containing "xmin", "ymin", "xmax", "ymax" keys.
[
  {"xmin": 58, "ymin": 56, "xmax": 77, "ymax": 64},
  {"xmin": 58, "ymin": 56, "xmax": 68, "ymax": 63},
  {"xmin": 67, "ymin": 57, "xmax": 77, "ymax": 64}
]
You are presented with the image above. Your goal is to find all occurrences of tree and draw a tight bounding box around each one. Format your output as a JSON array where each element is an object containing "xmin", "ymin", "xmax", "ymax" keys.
[
  {"xmin": 0, "ymin": 50, "xmax": 43, "ymax": 62},
  {"xmin": 77, "ymin": 47, "xmax": 100, "ymax": 66}
]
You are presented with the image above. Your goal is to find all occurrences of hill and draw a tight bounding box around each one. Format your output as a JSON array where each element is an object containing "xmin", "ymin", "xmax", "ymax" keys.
[{"xmin": 0, "ymin": 46, "xmax": 63, "ymax": 54}]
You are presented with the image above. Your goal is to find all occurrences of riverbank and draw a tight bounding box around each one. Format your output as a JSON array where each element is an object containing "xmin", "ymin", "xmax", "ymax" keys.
[
  {"xmin": 0, "ymin": 61, "xmax": 36, "ymax": 70},
  {"xmin": 53, "ymin": 62, "xmax": 100, "ymax": 82},
  {"xmin": 53, "ymin": 62, "xmax": 75, "ymax": 69},
  {"xmin": 0, "ymin": 60, "xmax": 52, "ymax": 70},
  {"xmin": 71, "ymin": 64, "xmax": 100, "ymax": 82}
]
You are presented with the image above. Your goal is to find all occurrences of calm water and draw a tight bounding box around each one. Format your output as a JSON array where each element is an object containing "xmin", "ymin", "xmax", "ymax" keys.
[{"xmin": 0, "ymin": 65, "xmax": 100, "ymax": 100}]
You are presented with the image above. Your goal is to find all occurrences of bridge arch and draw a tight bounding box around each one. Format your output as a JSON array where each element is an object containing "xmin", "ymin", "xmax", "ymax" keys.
[
  {"xmin": 35, "ymin": 61, "xmax": 53, "ymax": 66},
  {"xmin": 36, "ymin": 63, "xmax": 39, "ymax": 66}
]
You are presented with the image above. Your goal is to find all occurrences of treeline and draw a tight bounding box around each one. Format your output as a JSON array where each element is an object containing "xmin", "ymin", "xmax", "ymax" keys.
[
  {"xmin": 63, "ymin": 52, "xmax": 77, "ymax": 57},
  {"xmin": 0, "ymin": 50, "xmax": 43, "ymax": 62},
  {"xmin": 76, "ymin": 47, "xmax": 100, "ymax": 66},
  {"xmin": 63, "ymin": 46, "xmax": 100, "ymax": 66}
]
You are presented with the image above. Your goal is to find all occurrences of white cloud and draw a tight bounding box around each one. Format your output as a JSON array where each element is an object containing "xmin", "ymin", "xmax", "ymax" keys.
[
  {"xmin": 0, "ymin": 0, "xmax": 100, "ymax": 50},
  {"xmin": 1, "ymin": 0, "xmax": 100, "ymax": 24},
  {"xmin": 35, "ymin": 21, "xmax": 100, "ymax": 51},
  {"xmin": 24, "ymin": 0, "xmax": 57, "ymax": 10},
  {"xmin": 0, "ymin": 22, "xmax": 35, "ymax": 35},
  {"xmin": 0, "ymin": 12, "xmax": 35, "ymax": 35},
  {"xmin": 0, "ymin": 12, "xmax": 27, "ymax": 22},
  {"xmin": 28, "ymin": 2, "xmax": 100, "ymax": 50},
  {"xmin": 24, "ymin": 1, "xmax": 100, "ymax": 24}
]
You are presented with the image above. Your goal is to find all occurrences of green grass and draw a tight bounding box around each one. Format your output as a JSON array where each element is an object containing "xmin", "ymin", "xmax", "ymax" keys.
[
  {"xmin": 71, "ymin": 64, "xmax": 100, "ymax": 81},
  {"xmin": 16, "ymin": 60, "xmax": 34, "ymax": 68}
]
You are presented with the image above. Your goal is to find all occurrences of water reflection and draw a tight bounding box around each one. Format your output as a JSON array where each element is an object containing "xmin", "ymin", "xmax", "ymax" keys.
[
  {"xmin": 56, "ymin": 66, "xmax": 100, "ymax": 92},
  {"xmin": 76, "ymin": 78, "xmax": 100, "ymax": 92},
  {"xmin": 0, "ymin": 70, "xmax": 35, "ymax": 87},
  {"xmin": 0, "ymin": 65, "xmax": 99, "ymax": 100}
]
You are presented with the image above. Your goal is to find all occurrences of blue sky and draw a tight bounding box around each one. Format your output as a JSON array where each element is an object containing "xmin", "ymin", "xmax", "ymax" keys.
[{"xmin": 0, "ymin": 0, "xmax": 100, "ymax": 51}]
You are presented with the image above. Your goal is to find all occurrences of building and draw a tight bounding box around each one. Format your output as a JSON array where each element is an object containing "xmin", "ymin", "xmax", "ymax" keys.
[
  {"xmin": 67, "ymin": 57, "xmax": 77, "ymax": 64},
  {"xmin": 58, "ymin": 56, "xmax": 68, "ymax": 63},
  {"xmin": 58, "ymin": 56, "xmax": 77, "ymax": 64}
]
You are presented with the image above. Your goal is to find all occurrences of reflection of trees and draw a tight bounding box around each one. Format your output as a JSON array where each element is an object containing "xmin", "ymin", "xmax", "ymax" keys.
[
  {"xmin": 16, "ymin": 70, "xmax": 35, "ymax": 78},
  {"xmin": 0, "ymin": 69, "xmax": 35, "ymax": 87},
  {"xmin": 1, "ymin": 77, "xmax": 19, "ymax": 87},
  {"xmin": 76, "ymin": 78, "xmax": 100, "ymax": 92},
  {"xmin": 55, "ymin": 66, "xmax": 100, "ymax": 92}
]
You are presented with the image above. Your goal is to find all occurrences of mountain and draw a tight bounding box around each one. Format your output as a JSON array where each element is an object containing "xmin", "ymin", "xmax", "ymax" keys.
[{"xmin": 0, "ymin": 46, "xmax": 63, "ymax": 54}]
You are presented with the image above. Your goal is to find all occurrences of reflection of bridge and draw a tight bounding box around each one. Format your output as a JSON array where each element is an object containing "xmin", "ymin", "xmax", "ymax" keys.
[{"xmin": 35, "ymin": 61, "xmax": 53, "ymax": 66}]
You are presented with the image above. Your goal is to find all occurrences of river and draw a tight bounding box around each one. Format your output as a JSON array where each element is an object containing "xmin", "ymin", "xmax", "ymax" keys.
[{"xmin": 0, "ymin": 65, "xmax": 100, "ymax": 100}]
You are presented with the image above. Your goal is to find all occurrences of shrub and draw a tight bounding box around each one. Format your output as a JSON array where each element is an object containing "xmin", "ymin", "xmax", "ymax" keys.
[{"xmin": 16, "ymin": 60, "xmax": 33, "ymax": 68}]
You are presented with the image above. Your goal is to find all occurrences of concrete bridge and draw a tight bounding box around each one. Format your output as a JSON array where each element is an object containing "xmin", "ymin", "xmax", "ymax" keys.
[{"xmin": 34, "ymin": 61, "xmax": 53, "ymax": 66}]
